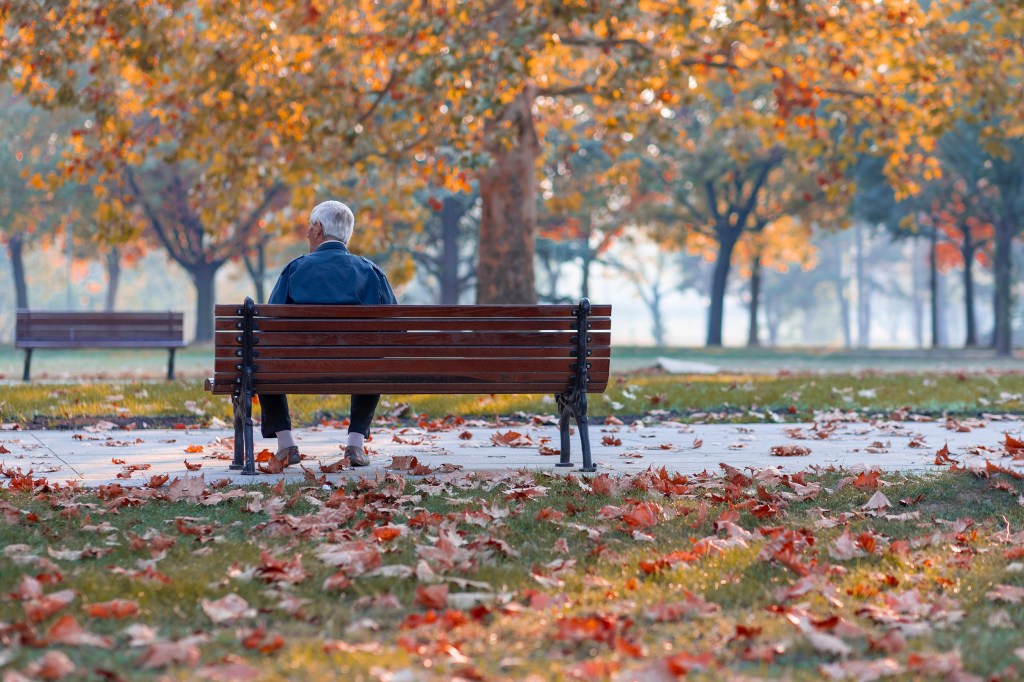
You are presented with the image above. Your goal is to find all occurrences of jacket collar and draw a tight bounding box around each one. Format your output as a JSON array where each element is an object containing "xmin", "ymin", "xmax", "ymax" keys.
[{"xmin": 315, "ymin": 240, "xmax": 349, "ymax": 253}]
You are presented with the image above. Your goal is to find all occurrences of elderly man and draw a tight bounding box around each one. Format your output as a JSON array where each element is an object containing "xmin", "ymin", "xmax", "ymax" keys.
[{"xmin": 259, "ymin": 200, "xmax": 397, "ymax": 468}]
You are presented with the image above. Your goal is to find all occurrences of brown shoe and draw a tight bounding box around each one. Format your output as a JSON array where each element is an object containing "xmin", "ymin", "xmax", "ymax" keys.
[
  {"xmin": 274, "ymin": 445, "xmax": 301, "ymax": 467},
  {"xmin": 345, "ymin": 445, "xmax": 370, "ymax": 467}
]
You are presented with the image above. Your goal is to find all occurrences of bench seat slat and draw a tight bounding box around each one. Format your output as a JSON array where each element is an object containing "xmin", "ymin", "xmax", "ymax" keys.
[
  {"xmin": 215, "ymin": 304, "xmax": 611, "ymax": 318},
  {"xmin": 214, "ymin": 331, "xmax": 612, "ymax": 347},
  {"xmin": 215, "ymin": 358, "xmax": 607, "ymax": 373},
  {"xmin": 214, "ymin": 345, "xmax": 612, "ymax": 359},
  {"xmin": 215, "ymin": 317, "xmax": 611, "ymax": 332},
  {"xmin": 18, "ymin": 340, "xmax": 187, "ymax": 349},
  {"xmin": 209, "ymin": 381, "xmax": 608, "ymax": 395}
]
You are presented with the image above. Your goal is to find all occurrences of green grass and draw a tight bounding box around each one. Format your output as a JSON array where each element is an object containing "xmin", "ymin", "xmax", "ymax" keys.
[
  {"xmin": 3, "ymin": 469, "xmax": 1024, "ymax": 679},
  {"xmin": 2, "ymin": 370, "xmax": 1024, "ymax": 427}
]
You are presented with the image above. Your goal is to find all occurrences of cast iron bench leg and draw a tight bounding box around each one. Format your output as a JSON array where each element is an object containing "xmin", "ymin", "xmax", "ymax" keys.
[
  {"xmin": 167, "ymin": 348, "xmax": 176, "ymax": 381},
  {"xmin": 229, "ymin": 394, "xmax": 244, "ymax": 470},
  {"xmin": 556, "ymin": 398, "xmax": 573, "ymax": 468},
  {"xmin": 22, "ymin": 349, "xmax": 32, "ymax": 382},
  {"xmin": 578, "ymin": 415, "xmax": 595, "ymax": 473},
  {"xmin": 242, "ymin": 393, "xmax": 257, "ymax": 476}
]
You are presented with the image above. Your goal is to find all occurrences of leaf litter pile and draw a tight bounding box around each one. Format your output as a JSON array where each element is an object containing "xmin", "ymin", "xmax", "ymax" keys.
[{"xmin": 3, "ymin": 462, "xmax": 1024, "ymax": 681}]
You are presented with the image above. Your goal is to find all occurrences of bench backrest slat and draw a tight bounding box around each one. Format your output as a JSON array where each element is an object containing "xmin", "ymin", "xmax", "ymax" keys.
[
  {"xmin": 16, "ymin": 310, "xmax": 184, "ymax": 346},
  {"xmin": 209, "ymin": 302, "xmax": 611, "ymax": 396}
]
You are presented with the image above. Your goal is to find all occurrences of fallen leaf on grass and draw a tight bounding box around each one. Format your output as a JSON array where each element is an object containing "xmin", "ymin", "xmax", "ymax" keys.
[
  {"xmin": 202, "ymin": 594, "xmax": 256, "ymax": 624},
  {"xmin": 137, "ymin": 639, "xmax": 203, "ymax": 669},
  {"xmin": 771, "ymin": 445, "xmax": 811, "ymax": 457},
  {"xmin": 820, "ymin": 659, "xmax": 901, "ymax": 680},
  {"xmin": 22, "ymin": 651, "xmax": 76, "ymax": 679},
  {"xmin": 242, "ymin": 626, "xmax": 284, "ymax": 654},
  {"xmin": 315, "ymin": 542, "xmax": 382, "ymax": 576},
  {"xmin": 664, "ymin": 652, "xmax": 715, "ymax": 676},
  {"xmin": 23, "ymin": 590, "xmax": 77, "ymax": 622},
  {"xmin": 862, "ymin": 491, "xmax": 892, "ymax": 511},
  {"xmin": 416, "ymin": 584, "xmax": 449, "ymax": 609},
  {"xmin": 86, "ymin": 599, "xmax": 139, "ymax": 619},
  {"xmin": 46, "ymin": 615, "xmax": 113, "ymax": 648},
  {"xmin": 986, "ymin": 584, "xmax": 1024, "ymax": 604}
]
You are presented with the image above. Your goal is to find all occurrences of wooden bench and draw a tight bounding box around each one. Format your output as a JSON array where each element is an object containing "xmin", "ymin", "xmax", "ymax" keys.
[
  {"xmin": 205, "ymin": 297, "xmax": 612, "ymax": 475},
  {"xmin": 15, "ymin": 310, "xmax": 186, "ymax": 381}
]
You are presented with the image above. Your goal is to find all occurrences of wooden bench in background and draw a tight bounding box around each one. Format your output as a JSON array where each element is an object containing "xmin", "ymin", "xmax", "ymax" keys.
[
  {"xmin": 15, "ymin": 310, "xmax": 186, "ymax": 381},
  {"xmin": 205, "ymin": 297, "xmax": 612, "ymax": 475}
]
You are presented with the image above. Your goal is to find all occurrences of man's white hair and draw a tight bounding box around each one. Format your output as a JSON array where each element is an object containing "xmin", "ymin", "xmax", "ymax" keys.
[{"xmin": 310, "ymin": 200, "xmax": 355, "ymax": 245}]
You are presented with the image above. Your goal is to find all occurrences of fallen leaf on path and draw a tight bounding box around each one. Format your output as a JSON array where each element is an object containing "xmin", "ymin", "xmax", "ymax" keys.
[
  {"xmin": 184, "ymin": 460, "xmax": 202, "ymax": 471},
  {"xmin": 771, "ymin": 445, "xmax": 811, "ymax": 457},
  {"xmin": 491, "ymin": 431, "xmax": 533, "ymax": 447}
]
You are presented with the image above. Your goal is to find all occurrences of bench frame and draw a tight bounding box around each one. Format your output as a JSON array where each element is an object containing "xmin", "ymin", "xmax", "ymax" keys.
[
  {"xmin": 15, "ymin": 310, "xmax": 186, "ymax": 381},
  {"xmin": 213, "ymin": 297, "xmax": 605, "ymax": 475}
]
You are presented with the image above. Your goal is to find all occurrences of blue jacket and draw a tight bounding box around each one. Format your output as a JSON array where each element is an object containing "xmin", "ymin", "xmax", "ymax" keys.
[{"xmin": 268, "ymin": 241, "xmax": 397, "ymax": 305}]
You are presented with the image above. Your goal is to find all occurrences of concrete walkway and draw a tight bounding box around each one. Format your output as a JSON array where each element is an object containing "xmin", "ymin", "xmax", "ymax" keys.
[{"xmin": 3, "ymin": 415, "xmax": 1024, "ymax": 487}]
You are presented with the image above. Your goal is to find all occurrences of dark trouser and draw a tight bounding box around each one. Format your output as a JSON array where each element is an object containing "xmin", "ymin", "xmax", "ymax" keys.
[{"xmin": 258, "ymin": 394, "xmax": 381, "ymax": 439}]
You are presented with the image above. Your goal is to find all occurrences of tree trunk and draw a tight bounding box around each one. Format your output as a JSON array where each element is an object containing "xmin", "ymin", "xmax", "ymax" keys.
[
  {"xmin": 962, "ymin": 232, "xmax": 978, "ymax": 348},
  {"xmin": 993, "ymin": 218, "xmax": 1014, "ymax": 356},
  {"xmin": 439, "ymin": 197, "xmax": 464, "ymax": 304},
  {"xmin": 7, "ymin": 232, "xmax": 29, "ymax": 309},
  {"xmin": 477, "ymin": 85, "xmax": 539, "ymax": 304},
  {"xmin": 190, "ymin": 261, "xmax": 222, "ymax": 342},
  {"xmin": 651, "ymin": 286, "xmax": 665, "ymax": 349},
  {"xmin": 928, "ymin": 228, "xmax": 941, "ymax": 349},
  {"xmin": 104, "ymin": 248, "xmax": 121, "ymax": 311},
  {"xmin": 243, "ymin": 241, "xmax": 267, "ymax": 304},
  {"xmin": 855, "ymin": 223, "xmax": 870, "ymax": 348},
  {"xmin": 747, "ymin": 252, "xmax": 762, "ymax": 347},
  {"xmin": 706, "ymin": 224, "xmax": 741, "ymax": 347}
]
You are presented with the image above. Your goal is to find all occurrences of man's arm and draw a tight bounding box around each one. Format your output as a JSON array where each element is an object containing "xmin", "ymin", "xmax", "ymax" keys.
[{"xmin": 267, "ymin": 263, "xmax": 293, "ymax": 304}]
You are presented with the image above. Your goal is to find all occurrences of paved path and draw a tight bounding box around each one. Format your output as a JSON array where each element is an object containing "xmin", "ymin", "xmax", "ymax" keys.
[{"xmin": 3, "ymin": 415, "xmax": 1024, "ymax": 487}]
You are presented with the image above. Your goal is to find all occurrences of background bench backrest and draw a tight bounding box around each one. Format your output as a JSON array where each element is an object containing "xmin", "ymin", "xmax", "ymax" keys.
[
  {"xmin": 15, "ymin": 311, "xmax": 185, "ymax": 346},
  {"xmin": 210, "ymin": 303, "xmax": 611, "ymax": 395}
]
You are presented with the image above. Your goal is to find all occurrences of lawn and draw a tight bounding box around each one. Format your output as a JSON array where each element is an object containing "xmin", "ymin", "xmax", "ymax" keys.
[
  {"xmin": 3, "ymin": 346, "xmax": 1024, "ymax": 679},
  {"xmin": 2, "ymin": 467, "xmax": 1024, "ymax": 680},
  {"xmin": 2, "ymin": 370, "xmax": 1024, "ymax": 429}
]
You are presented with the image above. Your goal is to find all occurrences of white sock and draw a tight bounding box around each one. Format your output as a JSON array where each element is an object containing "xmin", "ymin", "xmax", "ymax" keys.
[
  {"xmin": 277, "ymin": 430, "xmax": 296, "ymax": 450},
  {"xmin": 346, "ymin": 432, "xmax": 365, "ymax": 448}
]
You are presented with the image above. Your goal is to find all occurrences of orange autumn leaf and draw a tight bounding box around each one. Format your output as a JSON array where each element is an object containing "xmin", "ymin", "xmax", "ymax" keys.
[
  {"xmin": 184, "ymin": 460, "xmax": 203, "ymax": 471},
  {"xmin": 86, "ymin": 599, "xmax": 139, "ymax": 619},
  {"xmin": 373, "ymin": 526, "xmax": 402, "ymax": 542},
  {"xmin": 242, "ymin": 626, "xmax": 285, "ymax": 654},
  {"xmin": 415, "ymin": 584, "xmax": 449, "ymax": 609},
  {"xmin": 185, "ymin": 444, "xmax": 204, "ymax": 454},
  {"xmin": 145, "ymin": 473, "xmax": 169, "ymax": 488}
]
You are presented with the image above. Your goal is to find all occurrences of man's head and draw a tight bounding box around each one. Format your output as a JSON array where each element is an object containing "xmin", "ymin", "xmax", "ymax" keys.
[{"xmin": 307, "ymin": 200, "xmax": 355, "ymax": 251}]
